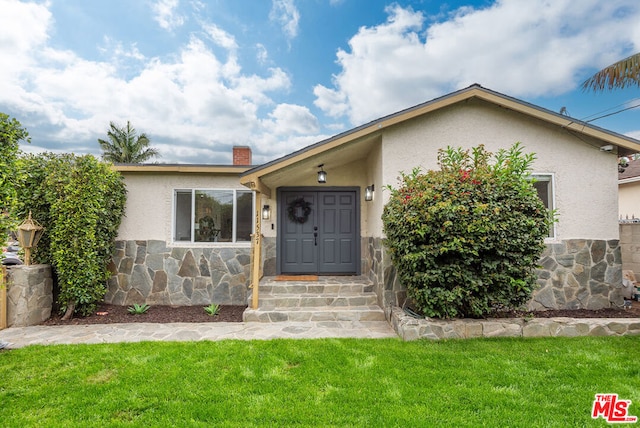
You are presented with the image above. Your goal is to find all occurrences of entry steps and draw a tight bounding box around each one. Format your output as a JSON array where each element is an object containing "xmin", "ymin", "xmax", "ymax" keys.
[{"xmin": 243, "ymin": 276, "xmax": 386, "ymax": 322}]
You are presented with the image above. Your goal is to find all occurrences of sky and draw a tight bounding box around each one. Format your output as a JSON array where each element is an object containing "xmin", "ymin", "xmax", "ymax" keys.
[{"xmin": 2, "ymin": 0, "xmax": 640, "ymax": 165}]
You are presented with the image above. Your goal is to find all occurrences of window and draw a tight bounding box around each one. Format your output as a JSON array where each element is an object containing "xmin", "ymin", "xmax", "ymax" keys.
[
  {"xmin": 174, "ymin": 189, "xmax": 254, "ymax": 243},
  {"xmin": 531, "ymin": 174, "xmax": 554, "ymax": 238}
]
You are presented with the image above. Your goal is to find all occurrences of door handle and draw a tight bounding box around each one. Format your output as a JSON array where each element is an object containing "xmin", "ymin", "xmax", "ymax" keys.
[{"xmin": 314, "ymin": 226, "xmax": 318, "ymax": 246}]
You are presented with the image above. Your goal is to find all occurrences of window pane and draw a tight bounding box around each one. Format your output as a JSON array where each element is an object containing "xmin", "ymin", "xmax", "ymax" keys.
[
  {"xmin": 195, "ymin": 190, "xmax": 233, "ymax": 242},
  {"xmin": 236, "ymin": 190, "xmax": 253, "ymax": 242},
  {"xmin": 533, "ymin": 180, "xmax": 550, "ymax": 210},
  {"xmin": 175, "ymin": 191, "xmax": 192, "ymax": 241},
  {"xmin": 532, "ymin": 176, "xmax": 553, "ymax": 238}
]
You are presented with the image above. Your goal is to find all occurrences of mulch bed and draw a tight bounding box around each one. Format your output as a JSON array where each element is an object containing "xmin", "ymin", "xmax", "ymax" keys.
[
  {"xmin": 40, "ymin": 300, "xmax": 640, "ymax": 326},
  {"xmin": 42, "ymin": 303, "xmax": 246, "ymax": 325},
  {"xmin": 491, "ymin": 305, "xmax": 640, "ymax": 319}
]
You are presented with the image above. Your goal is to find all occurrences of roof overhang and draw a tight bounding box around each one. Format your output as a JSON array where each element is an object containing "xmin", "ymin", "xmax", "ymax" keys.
[
  {"xmin": 113, "ymin": 164, "xmax": 251, "ymax": 174},
  {"xmin": 240, "ymin": 84, "xmax": 640, "ymax": 187}
]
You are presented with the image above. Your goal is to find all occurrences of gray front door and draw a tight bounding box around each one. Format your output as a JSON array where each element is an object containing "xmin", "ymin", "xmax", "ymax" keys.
[{"xmin": 279, "ymin": 189, "xmax": 358, "ymax": 275}]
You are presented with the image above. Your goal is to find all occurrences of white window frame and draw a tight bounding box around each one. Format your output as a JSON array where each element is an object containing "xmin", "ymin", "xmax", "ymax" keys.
[
  {"xmin": 172, "ymin": 188, "xmax": 255, "ymax": 245},
  {"xmin": 531, "ymin": 173, "xmax": 556, "ymax": 240}
]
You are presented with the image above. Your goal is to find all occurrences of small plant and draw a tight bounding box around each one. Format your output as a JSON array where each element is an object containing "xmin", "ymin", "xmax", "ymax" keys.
[
  {"xmin": 127, "ymin": 303, "xmax": 150, "ymax": 315},
  {"xmin": 204, "ymin": 303, "xmax": 220, "ymax": 316}
]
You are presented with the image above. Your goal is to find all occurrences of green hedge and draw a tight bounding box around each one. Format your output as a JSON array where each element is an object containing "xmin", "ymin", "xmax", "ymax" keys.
[
  {"xmin": 382, "ymin": 143, "xmax": 551, "ymax": 319},
  {"xmin": 13, "ymin": 153, "xmax": 126, "ymax": 317},
  {"xmin": 0, "ymin": 114, "xmax": 29, "ymax": 248}
]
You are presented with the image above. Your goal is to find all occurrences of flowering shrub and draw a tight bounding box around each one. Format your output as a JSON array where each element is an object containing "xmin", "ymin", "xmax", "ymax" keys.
[{"xmin": 382, "ymin": 143, "xmax": 551, "ymax": 319}]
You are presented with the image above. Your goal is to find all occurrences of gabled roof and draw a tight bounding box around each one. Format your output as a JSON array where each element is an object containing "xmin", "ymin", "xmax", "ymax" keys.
[{"xmin": 241, "ymin": 84, "xmax": 640, "ymax": 190}]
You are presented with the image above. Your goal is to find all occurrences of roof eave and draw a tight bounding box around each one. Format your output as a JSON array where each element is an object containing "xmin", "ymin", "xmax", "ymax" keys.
[
  {"xmin": 113, "ymin": 164, "xmax": 251, "ymax": 174},
  {"xmin": 240, "ymin": 85, "xmax": 640, "ymax": 184}
]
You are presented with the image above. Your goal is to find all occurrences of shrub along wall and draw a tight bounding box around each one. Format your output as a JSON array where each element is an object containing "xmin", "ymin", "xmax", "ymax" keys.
[
  {"xmin": 382, "ymin": 144, "xmax": 550, "ymax": 319},
  {"xmin": 365, "ymin": 238, "xmax": 624, "ymax": 313},
  {"xmin": 13, "ymin": 154, "xmax": 126, "ymax": 318}
]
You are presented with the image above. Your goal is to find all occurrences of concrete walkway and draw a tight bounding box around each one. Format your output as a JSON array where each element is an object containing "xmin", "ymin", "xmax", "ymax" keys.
[{"xmin": 0, "ymin": 320, "xmax": 398, "ymax": 349}]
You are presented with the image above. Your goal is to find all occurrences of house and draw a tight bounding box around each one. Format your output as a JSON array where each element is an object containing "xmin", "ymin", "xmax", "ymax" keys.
[
  {"xmin": 618, "ymin": 158, "xmax": 640, "ymax": 220},
  {"xmin": 618, "ymin": 159, "xmax": 640, "ymax": 282},
  {"xmin": 109, "ymin": 85, "xmax": 640, "ymax": 316}
]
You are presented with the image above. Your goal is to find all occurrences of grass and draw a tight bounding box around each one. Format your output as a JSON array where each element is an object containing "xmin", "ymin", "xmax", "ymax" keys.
[{"xmin": 0, "ymin": 336, "xmax": 639, "ymax": 427}]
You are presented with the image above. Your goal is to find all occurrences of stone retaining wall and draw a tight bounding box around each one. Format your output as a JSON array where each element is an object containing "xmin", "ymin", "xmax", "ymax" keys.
[
  {"xmin": 365, "ymin": 238, "xmax": 624, "ymax": 311},
  {"xmin": 389, "ymin": 307, "xmax": 640, "ymax": 341},
  {"xmin": 6, "ymin": 265, "xmax": 53, "ymax": 327},
  {"xmin": 106, "ymin": 240, "xmax": 251, "ymax": 306}
]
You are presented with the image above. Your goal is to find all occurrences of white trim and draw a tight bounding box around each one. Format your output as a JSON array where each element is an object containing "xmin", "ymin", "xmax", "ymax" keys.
[
  {"xmin": 531, "ymin": 173, "xmax": 556, "ymax": 239},
  {"xmin": 172, "ymin": 188, "xmax": 255, "ymax": 245},
  {"xmin": 619, "ymin": 176, "xmax": 640, "ymax": 185}
]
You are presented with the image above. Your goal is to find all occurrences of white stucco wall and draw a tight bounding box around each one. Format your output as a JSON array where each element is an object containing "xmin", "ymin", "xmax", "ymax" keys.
[
  {"xmin": 117, "ymin": 173, "xmax": 249, "ymax": 242},
  {"xmin": 364, "ymin": 140, "xmax": 384, "ymax": 238},
  {"xmin": 619, "ymin": 181, "xmax": 640, "ymax": 220},
  {"xmin": 374, "ymin": 99, "xmax": 619, "ymax": 241}
]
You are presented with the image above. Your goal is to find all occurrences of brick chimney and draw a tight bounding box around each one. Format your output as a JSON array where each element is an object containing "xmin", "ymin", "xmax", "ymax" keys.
[{"xmin": 233, "ymin": 146, "xmax": 252, "ymax": 166}]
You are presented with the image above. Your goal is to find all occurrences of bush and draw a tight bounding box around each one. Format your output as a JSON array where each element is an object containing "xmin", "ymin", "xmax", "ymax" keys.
[
  {"xmin": 0, "ymin": 114, "xmax": 29, "ymax": 248},
  {"xmin": 382, "ymin": 143, "xmax": 551, "ymax": 319},
  {"xmin": 13, "ymin": 153, "xmax": 126, "ymax": 318}
]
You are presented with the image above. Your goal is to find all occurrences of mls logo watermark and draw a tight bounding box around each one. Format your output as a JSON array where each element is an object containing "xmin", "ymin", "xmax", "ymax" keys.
[{"xmin": 592, "ymin": 394, "xmax": 638, "ymax": 423}]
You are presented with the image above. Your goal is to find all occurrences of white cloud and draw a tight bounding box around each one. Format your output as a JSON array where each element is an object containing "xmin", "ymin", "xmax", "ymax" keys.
[
  {"xmin": 0, "ymin": 0, "xmax": 51, "ymax": 94},
  {"xmin": 314, "ymin": 0, "xmax": 640, "ymax": 125},
  {"xmin": 270, "ymin": 0, "xmax": 300, "ymax": 41},
  {"xmin": 256, "ymin": 43, "xmax": 269, "ymax": 65},
  {"xmin": 152, "ymin": 0, "xmax": 185, "ymax": 31},
  {"xmin": 0, "ymin": 1, "xmax": 318, "ymax": 164},
  {"xmin": 202, "ymin": 22, "xmax": 238, "ymax": 51},
  {"xmin": 264, "ymin": 104, "xmax": 320, "ymax": 136}
]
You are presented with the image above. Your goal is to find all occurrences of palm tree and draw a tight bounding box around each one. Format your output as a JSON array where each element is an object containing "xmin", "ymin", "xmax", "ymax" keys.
[
  {"xmin": 582, "ymin": 52, "xmax": 640, "ymax": 91},
  {"xmin": 98, "ymin": 121, "xmax": 160, "ymax": 163}
]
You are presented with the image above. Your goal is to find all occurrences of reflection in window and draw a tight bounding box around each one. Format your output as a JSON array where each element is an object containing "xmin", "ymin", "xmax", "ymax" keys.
[
  {"xmin": 174, "ymin": 189, "xmax": 253, "ymax": 243},
  {"xmin": 532, "ymin": 174, "xmax": 554, "ymax": 238}
]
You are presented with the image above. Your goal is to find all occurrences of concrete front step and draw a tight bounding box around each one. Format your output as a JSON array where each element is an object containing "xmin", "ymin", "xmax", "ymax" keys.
[
  {"xmin": 255, "ymin": 293, "xmax": 379, "ymax": 309},
  {"xmin": 245, "ymin": 276, "xmax": 385, "ymax": 323},
  {"xmin": 243, "ymin": 306, "xmax": 387, "ymax": 322},
  {"xmin": 256, "ymin": 283, "xmax": 374, "ymax": 294}
]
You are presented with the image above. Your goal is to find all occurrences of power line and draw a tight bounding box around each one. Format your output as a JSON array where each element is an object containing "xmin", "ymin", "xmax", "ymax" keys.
[
  {"xmin": 584, "ymin": 102, "xmax": 640, "ymax": 123},
  {"xmin": 580, "ymin": 98, "xmax": 640, "ymax": 121}
]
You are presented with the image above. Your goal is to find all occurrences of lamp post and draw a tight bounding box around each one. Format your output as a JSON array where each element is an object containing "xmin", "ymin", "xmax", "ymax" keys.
[{"xmin": 16, "ymin": 212, "xmax": 44, "ymax": 266}]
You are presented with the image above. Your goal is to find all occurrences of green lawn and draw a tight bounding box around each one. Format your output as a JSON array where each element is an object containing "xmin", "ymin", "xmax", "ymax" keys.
[{"xmin": 1, "ymin": 336, "xmax": 639, "ymax": 427}]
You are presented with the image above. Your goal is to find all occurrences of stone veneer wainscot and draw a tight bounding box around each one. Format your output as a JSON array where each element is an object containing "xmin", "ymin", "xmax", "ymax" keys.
[
  {"xmin": 106, "ymin": 240, "xmax": 251, "ymax": 306},
  {"xmin": 364, "ymin": 237, "xmax": 625, "ymax": 311}
]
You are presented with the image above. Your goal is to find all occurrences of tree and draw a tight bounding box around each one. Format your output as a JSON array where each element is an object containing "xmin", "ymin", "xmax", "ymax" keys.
[
  {"xmin": 98, "ymin": 121, "xmax": 160, "ymax": 163},
  {"xmin": 0, "ymin": 113, "xmax": 30, "ymax": 249},
  {"xmin": 582, "ymin": 52, "xmax": 640, "ymax": 91}
]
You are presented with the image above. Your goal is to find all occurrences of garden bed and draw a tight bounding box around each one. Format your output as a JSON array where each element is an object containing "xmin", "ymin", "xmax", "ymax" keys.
[{"xmin": 41, "ymin": 303, "xmax": 246, "ymax": 325}]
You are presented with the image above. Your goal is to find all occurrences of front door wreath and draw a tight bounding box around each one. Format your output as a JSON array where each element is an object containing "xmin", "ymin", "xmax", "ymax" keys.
[{"xmin": 287, "ymin": 197, "xmax": 312, "ymax": 224}]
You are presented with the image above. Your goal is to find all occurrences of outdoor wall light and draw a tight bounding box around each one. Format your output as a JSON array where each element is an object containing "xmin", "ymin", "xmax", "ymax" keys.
[
  {"xmin": 262, "ymin": 205, "xmax": 271, "ymax": 221},
  {"xmin": 16, "ymin": 211, "xmax": 44, "ymax": 266},
  {"xmin": 317, "ymin": 164, "xmax": 327, "ymax": 183},
  {"xmin": 364, "ymin": 185, "xmax": 375, "ymax": 201}
]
